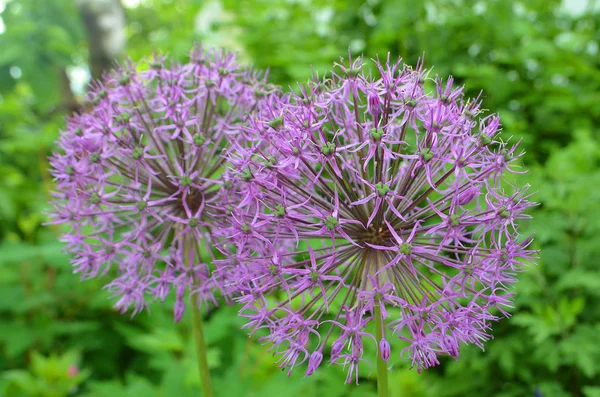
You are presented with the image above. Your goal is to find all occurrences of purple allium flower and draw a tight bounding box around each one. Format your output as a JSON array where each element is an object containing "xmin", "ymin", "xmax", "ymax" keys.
[
  {"xmin": 48, "ymin": 46, "xmax": 275, "ymax": 320},
  {"xmin": 218, "ymin": 54, "xmax": 537, "ymax": 380}
]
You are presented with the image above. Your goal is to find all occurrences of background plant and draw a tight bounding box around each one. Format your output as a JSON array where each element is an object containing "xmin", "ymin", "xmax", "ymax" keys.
[{"xmin": 1, "ymin": 0, "xmax": 599, "ymax": 396}]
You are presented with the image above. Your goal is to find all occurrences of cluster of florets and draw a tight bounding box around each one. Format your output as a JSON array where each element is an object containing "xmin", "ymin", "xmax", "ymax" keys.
[
  {"xmin": 216, "ymin": 54, "xmax": 536, "ymax": 381},
  {"xmin": 48, "ymin": 46, "xmax": 276, "ymax": 320},
  {"xmin": 49, "ymin": 46, "xmax": 536, "ymax": 383}
]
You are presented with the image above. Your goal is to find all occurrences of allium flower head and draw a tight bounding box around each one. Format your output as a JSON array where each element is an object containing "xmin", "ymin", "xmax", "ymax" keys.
[
  {"xmin": 48, "ymin": 46, "xmax": 274, "ymax": 320},
  {"xmin": 219, "ymin": 54, "xmax": 537, "ymax": 380}
]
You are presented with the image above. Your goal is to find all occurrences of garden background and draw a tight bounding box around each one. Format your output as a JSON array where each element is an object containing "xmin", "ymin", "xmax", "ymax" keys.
[{"xmin": 1, "ymin": 0, "xmax": 599, "ymax": 396}]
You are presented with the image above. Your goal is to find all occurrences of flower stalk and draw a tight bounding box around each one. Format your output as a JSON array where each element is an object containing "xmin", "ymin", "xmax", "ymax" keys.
[
  {"xmin": 184, "ymin": 236, "xmax": 213, "ymax": 397},
  {"xmin": 191, "ymin": 294, "xmax": 213, "ymax": 397}
]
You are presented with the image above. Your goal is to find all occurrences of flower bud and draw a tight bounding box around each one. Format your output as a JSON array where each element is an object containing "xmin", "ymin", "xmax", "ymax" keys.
[
  {"xmin": 443, "ymin": 336, "xmax": 459, "ymax": 360},
  {"xmin": 306, "ymin": 351, "xmax": 323, "ymax": 376},
  {"xmin": 368, "ymin": 93, "xmax": 382, "ymax": 120},
  {"xmin": 458, "ymin": 186, "xmax": 479, "ymax": 205},
  {"xmin": 379, "ymin": 339, "xmax": 391, "ymax": 362},
  {"xmin": 67, "ymin": 365, "xmax": 79, "ymax": 378},
  {"xmin": 173, "ymin": 284, "xmax": 186, "ymax": 322},
  {"xmin": 331, "ymin": 338, "xmax": 345, "ymax": 361}
]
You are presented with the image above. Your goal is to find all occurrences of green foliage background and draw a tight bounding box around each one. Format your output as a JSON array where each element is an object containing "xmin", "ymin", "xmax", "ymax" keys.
[{"xmin": 1, "ymin": 0, "xmax": 599, "ymax": 396}]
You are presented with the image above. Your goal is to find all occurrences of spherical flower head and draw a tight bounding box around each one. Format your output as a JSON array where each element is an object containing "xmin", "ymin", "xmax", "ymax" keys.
[
  {"xmin": 48, "ymin": 45, "xmax": 276, "ymax": 320},
  {"xmin": 219, "ymin": 53, "xmax": 537, "ymax": 380}
]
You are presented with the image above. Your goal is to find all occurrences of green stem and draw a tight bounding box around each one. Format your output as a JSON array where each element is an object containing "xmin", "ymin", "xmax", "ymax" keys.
[
  {"xmin": 374, "ymin": 302, "xmax": 389, "ymax": 397},
  {"xmin": 191, "ymin": 299, "xmax": 213, "ymax": 397},
  {"xmin": 185, "ymin": 240, "xmax": 213, "ymax": 397}
]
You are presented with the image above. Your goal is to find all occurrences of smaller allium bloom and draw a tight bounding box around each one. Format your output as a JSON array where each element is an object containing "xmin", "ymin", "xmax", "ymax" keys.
[
  {"xmin": 48, "ymin": 46, "xmax": 275, "ymax": 320},
  {"xmin": 218, "ymin": 54, "xmax": 537, "ymax": 380}
]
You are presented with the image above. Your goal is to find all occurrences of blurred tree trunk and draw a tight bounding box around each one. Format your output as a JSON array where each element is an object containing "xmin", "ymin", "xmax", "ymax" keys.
[
  {"xmin": 78, "ymin": 0, "xmax": 126, "ymax": 79},
  {"xmin": 57, "ymin": 68, "xmax": 80, "ymax": 114}
]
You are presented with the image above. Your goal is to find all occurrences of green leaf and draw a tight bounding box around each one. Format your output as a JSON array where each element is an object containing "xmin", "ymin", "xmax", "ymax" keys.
[{"xmin": 584, "ymin": 386, "xmax": 600, "ymax": 397}]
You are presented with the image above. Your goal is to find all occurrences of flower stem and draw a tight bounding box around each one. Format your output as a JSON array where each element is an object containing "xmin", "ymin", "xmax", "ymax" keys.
[
  {"xmin": 374, "ymin": 302, "xmax": 389, "ymax": 397},
  {"xmin": 191, "ymin": 295, "xmax": 213, "ymax": 397},
  {"xmin": 185, "ymin": 239, "xmax": 213, "ymax": 397}
]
